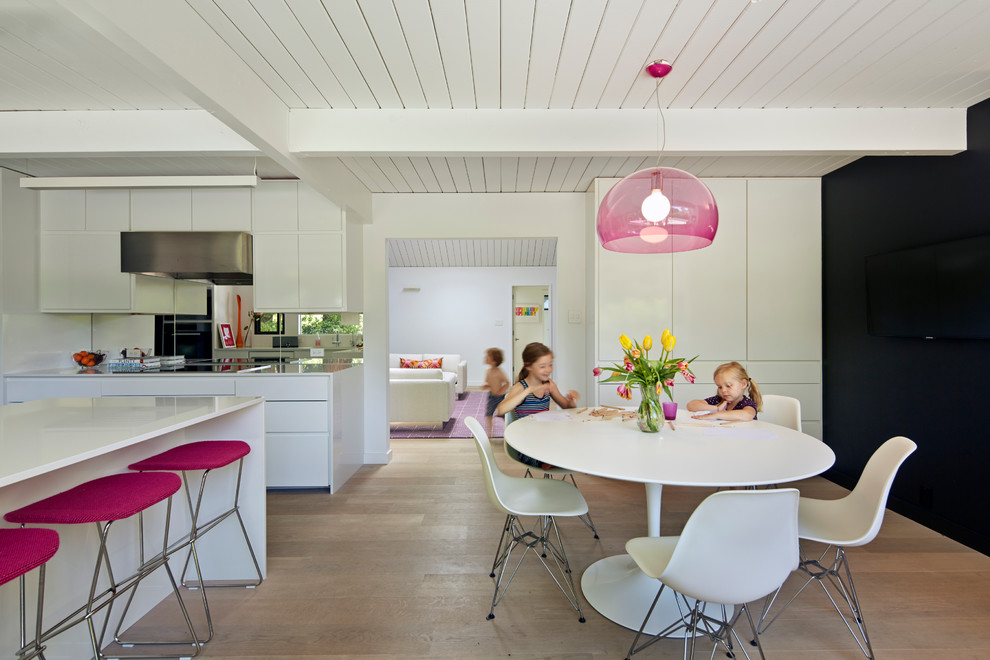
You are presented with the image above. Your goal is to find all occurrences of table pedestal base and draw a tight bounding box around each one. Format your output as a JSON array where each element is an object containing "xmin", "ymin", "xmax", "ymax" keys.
[{"xmin": 581, "ymin": 554, "xmax": 732, "ymax": 637}]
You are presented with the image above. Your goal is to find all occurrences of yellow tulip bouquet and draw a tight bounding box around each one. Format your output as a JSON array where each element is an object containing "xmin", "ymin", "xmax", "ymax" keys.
[{"xmin": 594, "ymin": 330, "xmax": 697, "ymax": 432}]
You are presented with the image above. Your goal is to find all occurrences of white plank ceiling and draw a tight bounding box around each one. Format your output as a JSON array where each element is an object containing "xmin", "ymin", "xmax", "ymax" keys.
[
  {"xmin": 2, "ymin": 0, "xmax": 990, "ymax": 196},
  {"xmin": 387, "ymin": 237, "xmax": 557, "ymax": 267}
]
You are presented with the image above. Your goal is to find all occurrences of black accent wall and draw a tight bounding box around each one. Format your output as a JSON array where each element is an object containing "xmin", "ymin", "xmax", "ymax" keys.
[{"xmin": 823, "ymin": 98, "xmax": 990, "ymax": 555}]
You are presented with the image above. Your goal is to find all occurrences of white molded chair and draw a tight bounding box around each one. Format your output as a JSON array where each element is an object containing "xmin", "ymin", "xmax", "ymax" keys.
[
  {"xmin": 759, "ymin": 394, "xmax": 802, "ymax": 432},
  {"xmin": 624, "ymin": 489, "xmax": 800, "ymax": 660},
  {"xmin": 757, "ymin": 436, "xmax": 917, "ymax": 659},
  {"xmin": 466, "ymin": 416, "xmax": 587, "ymax": 623},
  {"xmin": 502, "ymin": 410, "xmax": 599, "ymax": 539}
]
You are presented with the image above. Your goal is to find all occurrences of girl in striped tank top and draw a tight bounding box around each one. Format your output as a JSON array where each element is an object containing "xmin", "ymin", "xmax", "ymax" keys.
[{"xmin": 497, "ymin": 342, "xmax": 580, "ymax": 470}]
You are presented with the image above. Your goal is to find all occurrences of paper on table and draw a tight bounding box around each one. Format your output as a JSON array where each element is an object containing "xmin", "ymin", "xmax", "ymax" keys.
[
  {"xmin": 703, "ymin": 427, "xmax": 779, "ymax": 441},
  {"xmin": 527, "ymin": 411, "xmax": 576, "ymax": 422}
]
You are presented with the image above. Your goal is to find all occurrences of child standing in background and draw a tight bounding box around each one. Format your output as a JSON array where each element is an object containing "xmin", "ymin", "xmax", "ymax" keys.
[
  {"xmin": 482, "ymin": 347, "xmax": 510, "ymax": 437},
  {"xmin": 497, "ymin": 342, "xmax": 579, "ymax": 469},
  {"xmin": 687, "ymin": 361, "xmax": 762, "ymax": 421}
]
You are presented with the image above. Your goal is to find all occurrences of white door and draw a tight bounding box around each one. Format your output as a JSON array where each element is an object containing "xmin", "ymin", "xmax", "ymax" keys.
[{"xmin": 511, "ymin": 285, "xmax": 549, "ymax": 380}]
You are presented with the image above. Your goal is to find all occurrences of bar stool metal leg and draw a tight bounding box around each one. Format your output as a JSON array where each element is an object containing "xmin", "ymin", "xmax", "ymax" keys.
[
  {"xmin": 4, "ymin": 473, "xmax": 203, "ymax": 660},
  {"xmin": 1, "ymin": 527, "xmax": 58, "ymax": 660},
  {"xmin": 125, "ymin": 441, "xmax": 264, "ymax": 646}
]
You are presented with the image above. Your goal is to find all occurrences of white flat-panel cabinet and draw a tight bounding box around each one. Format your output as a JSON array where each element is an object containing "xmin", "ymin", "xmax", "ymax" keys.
[
  {"xmin": 130, "ymin": 189, "xmax": 192, "ymax": 230},
  {"xmin": 253, "ymin": 232, "xmax": 349, "ymax": 312},
  {"xmin": 253, "ymin": 233, "xmax": 300, "ymax": 309},
  {"xmin": 40, "ymin": 233, "xmax": 208, "ymax": 314},
  {"xmin": 40, "ymin": 232, "xmax": 132, "ymax": 311},
  {"xmin": 39, "ymin": 190, "xmax": 85, "ymax": 230},
  {"xmin": 300, "ymin": 233, "xmax": 343, "ymax": 309},
  {"xmin": 85, "ymin": 190, "xmax": 130, "ymax": 231},
  {"xmin": 673, "ymin": 178, "xmax": 748, "ymax": 362},
  {"xmin": 174, "ymin": 280, "xmax": 209, "ymax": 315},
  {"xmin": 192, "ymin": 188, "xmax": 251, "ymax": 231},
  {"xmin": 266, "ymin": 434, "xmax": 329, "ymax": 487},
  {"xmin": 252, "ymin": 180, "xmax": 298, "ymax": 232},
  {"xmin": 299, "ymin": 184, "xmax": 343, "ymax": 231},
  {"xmin": 747, "ymin": 179, "xmax": 822, "ymax": 361},
  {"xmin": 235, "ymin": 376, "xmax": 335, "ymax": 489}
]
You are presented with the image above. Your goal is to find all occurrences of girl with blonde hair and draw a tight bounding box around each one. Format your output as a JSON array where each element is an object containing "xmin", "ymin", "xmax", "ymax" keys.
[{"xmin": 686, "ymin": 361, "xmax": 762, "ymax": 422}]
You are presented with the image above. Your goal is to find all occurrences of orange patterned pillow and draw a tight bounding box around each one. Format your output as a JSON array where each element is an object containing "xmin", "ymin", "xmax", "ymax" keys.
[{"xmin": 400, "ymin": 357, "xmax": 443, "ymax": 369}]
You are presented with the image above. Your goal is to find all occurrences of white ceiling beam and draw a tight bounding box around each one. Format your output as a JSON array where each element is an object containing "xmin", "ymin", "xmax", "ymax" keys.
[
  {"xmin": 291, "ymin": 108, "xmax": 967, "ymax": 157},
  {"xmin": 20, "ymin": 175, "xmax": 259, "ymax": 189},
  {"xmin": 0, "ymin": 110, "xmax": 257, "ymax": 158},
  {"xmin": 60, "ymin": 0, "xmax": 371, "ymax": 222}
]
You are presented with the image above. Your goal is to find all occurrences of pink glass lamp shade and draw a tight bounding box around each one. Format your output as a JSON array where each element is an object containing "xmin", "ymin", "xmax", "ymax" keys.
[{"xmin": 597, "ymin": 167, "xmax": 719, "ymax": 253}]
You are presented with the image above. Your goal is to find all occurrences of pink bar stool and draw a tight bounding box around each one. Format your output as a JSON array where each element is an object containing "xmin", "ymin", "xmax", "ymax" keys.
[
  {"xmin": 4, "ymin": 472, "xmax": 201, "ymax": 660},
  {"xmin": 128, "ymin": 440, "xmax": 263, "ymax": 643},
  {"xmin": 0, "ymin": 527, "xmax": 59, "ymax": 660}
]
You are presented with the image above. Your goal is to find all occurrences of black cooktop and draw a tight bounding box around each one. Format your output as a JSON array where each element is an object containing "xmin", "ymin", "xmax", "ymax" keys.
[{"xmin": 109, "ymin": 361, "xmax": 276, "ymax": 374}]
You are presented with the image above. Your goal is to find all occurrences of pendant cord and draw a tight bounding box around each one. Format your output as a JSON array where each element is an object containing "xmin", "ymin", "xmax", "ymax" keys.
[{"xmin": 654, "ymin": 77, "xmax": 666, "ymax": 170}]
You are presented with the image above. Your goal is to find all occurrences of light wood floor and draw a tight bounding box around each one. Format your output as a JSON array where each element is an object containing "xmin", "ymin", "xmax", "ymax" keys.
[{"xmin": 132, "ymin": 435, "xmax": 990, "ymax": 659}]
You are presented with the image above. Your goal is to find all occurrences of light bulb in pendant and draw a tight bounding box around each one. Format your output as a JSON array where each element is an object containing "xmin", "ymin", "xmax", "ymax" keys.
[{"xmin": 641, "ymin": 188, "xmax": 671, "ymax": 223}]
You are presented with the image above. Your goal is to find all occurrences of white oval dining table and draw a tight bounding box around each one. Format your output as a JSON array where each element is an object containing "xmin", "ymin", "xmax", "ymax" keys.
[{"xmin": 503, "ymin": 406, "xmax": 835, "ymax": 634}]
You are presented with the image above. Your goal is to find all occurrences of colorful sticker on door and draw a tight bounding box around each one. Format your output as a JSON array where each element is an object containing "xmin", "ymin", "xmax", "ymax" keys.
[{"xmin": 515, "ymin": 306, "xmax": 539, "ymax": 317}]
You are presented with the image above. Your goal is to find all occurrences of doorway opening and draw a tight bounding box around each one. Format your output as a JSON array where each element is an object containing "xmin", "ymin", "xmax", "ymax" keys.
[{"xmin": 511, "ymin": 285, "xmax": 551, "ymax": 379}]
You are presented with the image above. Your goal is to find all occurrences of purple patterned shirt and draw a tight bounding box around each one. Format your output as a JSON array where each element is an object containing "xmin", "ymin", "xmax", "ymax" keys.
[{"xmin": 705, "ymin": 395, "xmax": 758, "ymax": 419}]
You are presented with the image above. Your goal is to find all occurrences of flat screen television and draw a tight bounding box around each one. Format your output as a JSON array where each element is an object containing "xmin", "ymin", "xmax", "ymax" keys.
[{"xmin": 865, "ymin": 234, "xmax": 990, "ymax": 338}]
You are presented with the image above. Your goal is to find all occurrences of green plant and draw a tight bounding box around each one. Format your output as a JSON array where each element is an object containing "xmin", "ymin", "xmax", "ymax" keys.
[{"xmin": 300, "ymin": 314, "xmax": 361, "ymax": 335}]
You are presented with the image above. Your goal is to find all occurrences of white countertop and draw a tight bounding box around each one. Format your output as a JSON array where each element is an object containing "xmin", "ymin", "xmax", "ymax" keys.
[
  {"xmin": 0, "ymin": 396, "xmax": 263, "ymax": 487},
  {"xmin": 6, "ymin": 358, "xmax": 362, "ymax": 377}
]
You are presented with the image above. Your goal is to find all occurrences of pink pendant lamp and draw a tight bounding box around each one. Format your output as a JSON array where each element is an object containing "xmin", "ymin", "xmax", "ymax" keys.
[{"xmin": 597, "ymin": 61, "xmax": 718, "ymax": 254}]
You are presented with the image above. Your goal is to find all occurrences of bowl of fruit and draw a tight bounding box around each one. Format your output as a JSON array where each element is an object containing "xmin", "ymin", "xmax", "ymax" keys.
[{"xmin": 73, "ymin": 350, "xmax": 106, "ymax": 368}]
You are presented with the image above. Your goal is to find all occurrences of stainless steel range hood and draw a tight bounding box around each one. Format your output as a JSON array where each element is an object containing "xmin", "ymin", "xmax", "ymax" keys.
[{"xmin": 121, "ymin": 231, "xmax": 253, "ymax": 285}]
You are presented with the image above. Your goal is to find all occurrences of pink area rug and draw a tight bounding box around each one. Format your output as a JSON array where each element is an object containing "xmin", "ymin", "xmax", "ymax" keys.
[{"xmin": 390, "ymin": 391, "xmax": 504, "ymax": 439}]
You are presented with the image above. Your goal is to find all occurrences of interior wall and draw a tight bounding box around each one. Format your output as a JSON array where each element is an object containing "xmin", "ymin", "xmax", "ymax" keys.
[
  {"xmin": 388, "ymin": 266, "xmax": 555, "ymax": 386},
  {"xmin": 363, "ymin": 192, "xmax": 587, "ymax": 464},
  {"xmin": 822, "ymin": 97, "xmax": 990, "ymax": 555},
  {"xmin": 0, "ymin": 168, "xmax": 90, "ymax": 382}
]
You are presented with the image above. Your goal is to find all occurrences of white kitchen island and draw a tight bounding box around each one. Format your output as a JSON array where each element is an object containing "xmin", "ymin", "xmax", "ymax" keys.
[
  {"xmin": 0, "ymin": 395, "xmax": 265, "ymax": 660},
  {"xmin": 5, "ymin": 359, "xmax": 365, "ymax": 492}
]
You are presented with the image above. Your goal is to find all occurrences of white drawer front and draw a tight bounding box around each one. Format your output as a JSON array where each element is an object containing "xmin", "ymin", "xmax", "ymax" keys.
[
  {"xmin": 265, "ymin": 401, "xmax": 328, "ymax": 433},
  {"xmin": 5, "ymin": 378, "xmax": 102, "ymax": 403},
  {"xmin": 101, "ymin": 378, "xmax": 236, "ymax": 396},
  {"xmin": 265, "ymin": 433, "xmax": 329, "ymax": 487},
  {"xmin": 236, "ymin": 377, "xmax": 328, "ymax": 401}
]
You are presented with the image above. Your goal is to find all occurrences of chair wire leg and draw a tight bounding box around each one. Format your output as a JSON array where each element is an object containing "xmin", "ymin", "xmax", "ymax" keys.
[
  {"xmin": 542, "ymin": 515, "xmax": 585, "ymax": 621},
  {"xmin": 488, "ymin": 514, "xmax": 513, "ymax": 579},
  {"xmin": 565, "ymin": 473, "xmax": 599, "ymax": 539},
  {"xmin": 756, "ymin": 543, "xmax": 821, "ymax": 635},
  {"xmin": 485, "ymin": 514, "xmax": 585, "ymax": 622},
  {"xmin": 625, "ymin": 584, "xmax": 667, "ymax": 659},
  {"xmin": 755, "ymin": 544, "xmax": 874, "ymax": 659},
  {"xmin": 487, "ymin": 516, "xmax": 529, "ymax": 619}
]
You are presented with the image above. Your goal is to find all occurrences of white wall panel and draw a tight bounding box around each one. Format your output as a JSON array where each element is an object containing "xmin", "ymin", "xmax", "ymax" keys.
[
  {"xmin": 597, "ymin": 249, "xmax": 672, "ymax": 363},
  {"xmin": 673, "ymin": 178, "xmax": 747, "ymax": 362},
  {"xmin": 746, "ymin": 360, "xmax": 820, "ymax": 383},
  {"xmin": 747, "ymin": 178, "xmax": 821, "ymax": 360}
]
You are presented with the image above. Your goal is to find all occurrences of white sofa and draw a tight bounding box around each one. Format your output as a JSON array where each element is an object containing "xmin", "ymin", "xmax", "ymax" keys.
[
  {"xmin": 389, "ymin": 368, "xmax": 456, "ymax": 424},
  {"xmin": 388, "ymin": 353, "xmax": 467, "ymax": 396}
]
